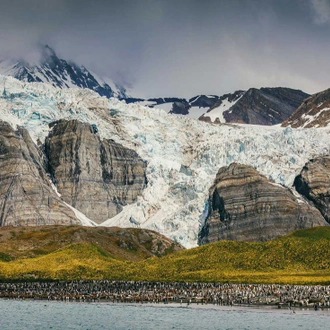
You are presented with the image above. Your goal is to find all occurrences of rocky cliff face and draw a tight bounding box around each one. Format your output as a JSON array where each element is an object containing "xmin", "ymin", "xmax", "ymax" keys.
[
  {"xmin": 0, "ymin": 121, "xmax": 79, "ymax": 226},
  {"xmin": 199, "ymin": 163, "xmax": 327, "ymax": 244},
  {"xmin": 294, "ymin": 156, "xmax": 330, "ymax": 222},
  {"xmin": 282, "ymin": 88, "xmax": 330, "ymax": 128},
  {"xmin": 45, "ymin": 119, "xmax": 147, "ymax": 224}
]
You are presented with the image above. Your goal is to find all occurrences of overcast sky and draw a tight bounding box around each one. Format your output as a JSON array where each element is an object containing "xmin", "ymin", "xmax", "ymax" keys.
[{"xmin": 0, "ymin": 0, "xmax": 330, "ymax": 98}]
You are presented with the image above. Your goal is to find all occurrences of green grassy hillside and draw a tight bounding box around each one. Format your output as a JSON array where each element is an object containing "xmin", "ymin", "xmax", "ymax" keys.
[{"xmin": 1, "ymin": 226, "xmax": 330, "ymax": 284}]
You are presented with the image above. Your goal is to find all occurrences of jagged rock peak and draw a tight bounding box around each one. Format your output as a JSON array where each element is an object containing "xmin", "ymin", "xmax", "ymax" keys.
[
  {"xmin": 45, "ymin": 119, "xmax": 147, "ymax": 224},
  {"xmin": 0, "ymin": 120, "xmax": 80, "ymax": 226},
  {"xmin": 0, "ymin": 44, "xmax": 129, "ymax": 99},
  {"xmin": 199, "ymin": 163, "xmax": 327, "ymax": 245},
  {"xmin": 294, "ymin": 156, "xmax": 330, "ymax": 222},
  {"xmin": 282, "ymin": 88, "xmax": 330, "ymax": 128}
]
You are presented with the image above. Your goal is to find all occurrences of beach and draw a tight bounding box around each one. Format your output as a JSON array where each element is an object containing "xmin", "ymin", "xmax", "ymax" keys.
[{"xmin": 1, "ymin": 280, "xmax": 330, "ymax": 310}]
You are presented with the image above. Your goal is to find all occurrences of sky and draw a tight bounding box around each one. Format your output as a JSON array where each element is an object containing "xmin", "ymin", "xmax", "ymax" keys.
[{"xmin": 0, "ymin": 0, "xmax": 330, "ymax": 98}]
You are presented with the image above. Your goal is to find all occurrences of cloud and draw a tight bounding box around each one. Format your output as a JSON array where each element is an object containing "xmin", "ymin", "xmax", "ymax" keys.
[
  {"xmin": 310, "ymin": 0, "xmax": 330, "ymax": 24},
  {"xmin": 0, "ymin": 0, "xmax": 329, "ymax": 98}
]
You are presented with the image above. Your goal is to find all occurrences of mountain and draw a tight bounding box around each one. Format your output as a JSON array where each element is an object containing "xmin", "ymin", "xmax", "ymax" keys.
[
  {"xmin": 0, "ymin": 45, "xmax": 309, "ymax": 127},
  {"xmin": 282, "ymin": 88, "xmax": 330, "ymax": 128},
  {"xmin": 199, "ymin": 87, "xmax": 309, "ymax": 125},
  {"xmin": 0, "ymin": 45, "xmax": 129, "ymax": 99},
  {"xmin": 0, "ymin": 75, "xmax": 329, "ymax": 247}
]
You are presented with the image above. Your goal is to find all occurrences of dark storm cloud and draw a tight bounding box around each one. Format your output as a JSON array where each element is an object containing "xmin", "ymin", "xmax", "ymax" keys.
[{"xmin": 0, "ymin": 0, "xmax": 330, "ymax": 97}]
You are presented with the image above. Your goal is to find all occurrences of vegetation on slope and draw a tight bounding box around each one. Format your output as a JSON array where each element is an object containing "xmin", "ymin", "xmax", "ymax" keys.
[
  {"xmin": 1, "ymin": 226, "xmax": 330, "ymax": 284},
  {"xmin": 0, "ymin": 225, "xmax": 183, "ymax": 265}
]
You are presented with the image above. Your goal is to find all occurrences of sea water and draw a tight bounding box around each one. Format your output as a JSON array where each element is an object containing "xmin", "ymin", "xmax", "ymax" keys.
[{"xmin": 0, "ymin": 300, "xmax": 329, "ymax": 330}]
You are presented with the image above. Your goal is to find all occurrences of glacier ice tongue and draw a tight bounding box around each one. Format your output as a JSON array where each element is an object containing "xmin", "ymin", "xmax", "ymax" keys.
[{"xmin": 0, "ymin": 75, "xmax": 330, "ymax": 247}]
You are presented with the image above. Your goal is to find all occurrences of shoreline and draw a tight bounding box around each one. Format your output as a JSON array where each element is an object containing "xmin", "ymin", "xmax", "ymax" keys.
[
  {"xmin": 1, "ymin": 280, "xmax": 330, "ymax": 310},
  {"xmin": 1, "ymin": 298, "xmax": 330, "ymax": 315}
]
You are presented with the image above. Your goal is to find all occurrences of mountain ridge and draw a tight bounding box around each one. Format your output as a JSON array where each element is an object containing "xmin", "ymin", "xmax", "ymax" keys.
[
  {"xmin": 199, "ymin": 87, "xmax": 309, "ymax": 125},
  {"xmin": 282, "ymin": 87, "xmax": 330, "ymax": 128},
  {"xmin": 0, "ymin": 45, "xmax": 313, "ymax": 128},
  {"xmin": 0, "ymin": 45, "xmax": 129, "ymax": 99}
]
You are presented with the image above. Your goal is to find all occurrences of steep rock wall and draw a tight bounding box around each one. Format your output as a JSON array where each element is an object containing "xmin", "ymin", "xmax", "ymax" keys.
[
  {"xmin": 294, "ymin": 156, "xmax": 330, "ymax": 222},
  {"xmin": 199, "ymin": 163, "xmax": 327, "ymax": 244},
  {"xmin": 45, "ymin": 119, "xmax": 147, "ymax": 223},
  {"xmin": 0, "ymin": 121, "xmax": 79, "ymax": 226},
  {"xmin": 283, "ymin": 88, "xmax": 330, "ymax": 128}
]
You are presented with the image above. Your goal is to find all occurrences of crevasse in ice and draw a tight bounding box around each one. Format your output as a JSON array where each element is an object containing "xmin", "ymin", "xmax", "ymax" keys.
[{"xmin": 0, "ymin": 75, "xmax": 329, "ymax": 247}]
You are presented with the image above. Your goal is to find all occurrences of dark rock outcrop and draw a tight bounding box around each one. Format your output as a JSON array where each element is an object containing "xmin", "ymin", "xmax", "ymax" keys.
[
  {"xmin": 199, "ymin": 163, "xmax": 327, "ymax": 244},
  {"xmin": 282, "ymin": 88, "xmax": 330, "ymax": 128},
  {"xmin": 294, "ymin": 156, "xmax": 330, "ymax": 222},
  {"xmin": 198, "ymin": 88, "xmax": 308, "ymax": 125},
  {"xmin": 224, "ymin": 88, "xmax": 308, "ymax": 125},
  {"xmin": 169, "ymin": 100, "xmax": 191, "ymax": 115},
  {"xmin": 0, "ymin": 121, "xmax": 79, "ymax": 226},
  {"xmin": 189, "ymin": 95, "xmax": 219, "ymax": 108},
  {"xmin": 199, "ymin": 91, "xmax": 245, "ymax": 123},
  {"xmin": 45, "ymin": 119, "xmax": 147, "ymax": 224}
]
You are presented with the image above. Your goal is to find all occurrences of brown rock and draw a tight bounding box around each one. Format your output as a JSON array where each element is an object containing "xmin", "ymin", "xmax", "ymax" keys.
[
  {"xmin": 200, "ymin": 88, "xmax": 308, "ymax": 125},
  {"xmin": 294, "ymin": 156, "xmax": 330, "ymax": 222},
  {"xmin": 282, "ymin": 88, "xmax": 330, "ymax": 128},
  {"xmin": 45, "ymin": 119, "xmax": 147, "ymax": 224},
  {"xmin": 199, "ymin": 163, "xmax": 327, "ymax": 244},
  {"xmin": 0, "ymin": 121, "xmax": 79, "ymax": 226}
]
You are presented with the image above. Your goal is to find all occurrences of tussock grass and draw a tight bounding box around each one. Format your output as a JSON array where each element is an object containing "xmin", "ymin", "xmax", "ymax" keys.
[{"xmin": 1, "ymin": 226, "xmax": 330, "ymax": 284}]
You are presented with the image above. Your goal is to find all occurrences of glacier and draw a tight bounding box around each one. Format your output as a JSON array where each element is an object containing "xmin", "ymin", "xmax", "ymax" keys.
[{"xmin": 0, "ymin": 75, "xmax": 329, "ymax": 247}]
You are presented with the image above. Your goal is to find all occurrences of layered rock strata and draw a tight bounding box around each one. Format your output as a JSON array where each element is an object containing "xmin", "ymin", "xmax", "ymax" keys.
[
  {"xmin": 221, "ymin": 87, "xmax": 309, "ymax": 125},
  {"xmin": 45, "ymin": 119, "xmax": 147, "ymax": 224},
  {"xmin": 282, "ymin": 88, "xmax": 330, "ymax": 128},
  {"xmin": 0, "ymin": 121, "xmax": 79, "ymax": 226},
  {"xmin": 199, "ymin": 87, "xmax": 308, "ymax": 125},
  {"xmin": 199, "ymin": 163, "xmax": 327, "ymax": 244},
  {"xmin": 294, "ymin": 156, "xmax": 330, "ymax": 222}
]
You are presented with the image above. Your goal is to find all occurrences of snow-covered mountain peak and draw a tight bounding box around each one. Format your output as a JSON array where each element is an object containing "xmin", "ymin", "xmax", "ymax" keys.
[{"xmin": 0, "ymin": 45, "xmax": 130, "ymax": 99}]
